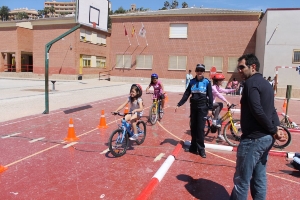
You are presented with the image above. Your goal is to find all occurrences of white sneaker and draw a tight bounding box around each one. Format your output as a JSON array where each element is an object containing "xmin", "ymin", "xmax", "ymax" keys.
[
  {"xmin": 129, "ymin": 134, "xmax": 138, "ymax": 140},
  {"xmin": 217, "ymin": 135, "xmax": 225, "ymax": 141}
]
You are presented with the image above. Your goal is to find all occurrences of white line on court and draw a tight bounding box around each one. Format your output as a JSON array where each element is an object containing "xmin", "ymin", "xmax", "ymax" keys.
[
  {"xmin": 62, "ymin": 142, "xmax": 78, "ymax": 148},
  {"xmin": 1, "ymin": 132, "xmax": 21, "ymax": 139},
  {"xmin": 100, "ymin": 148, "xmax": 109, "ymax": 154},
  {"xmin": 153, "ymin": 153, "xmax": 165, "ymax": 162},
  {"xmin": 29, "ymin": 137, "xmax": 45, "ymax": 143}
]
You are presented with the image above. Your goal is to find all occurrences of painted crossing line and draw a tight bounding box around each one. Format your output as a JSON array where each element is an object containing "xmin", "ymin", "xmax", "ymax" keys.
[
  {"xmin": 100, "ymin": 148, "xmax": 109, "ymax": 154},
  {"xmin": 29, "ymin": 137, "xmax": 45, "ymax": 143},
  {"xmin": 153, "ymin": 153, "xmax": 165, "ymax": 162},
  {"xmin": 1, "ymin": 132, "xmax": 21, "ymax": 139},
  {"xmin": 62, "ymin": 142, "xmax": 78, "ymax": 148}
]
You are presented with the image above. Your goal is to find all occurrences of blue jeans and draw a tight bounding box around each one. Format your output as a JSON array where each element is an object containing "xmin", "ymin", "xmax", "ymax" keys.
[{"xmin": 230, "ymin": 135, "xmax": 274, "ymax": 200}]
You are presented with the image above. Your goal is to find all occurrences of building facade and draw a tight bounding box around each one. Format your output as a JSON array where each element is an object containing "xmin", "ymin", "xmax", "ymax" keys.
[
  {"xmin": 109, "ymin": 8, "xmax": 261, "ymax": 85},
  {"xmin": 9, "ymin": 8, "xmax": 38, "ymax": 20},
  {"xmin": 44, "ymin": 0, "xmax": 76, "ymax": 17},
  {"xmin": 256, "ymin": 8, "xmax": 300, "ymax": 97},
  {"xmin": 0, "ymin": 17, "xmax": 110, "ymax": 78}
]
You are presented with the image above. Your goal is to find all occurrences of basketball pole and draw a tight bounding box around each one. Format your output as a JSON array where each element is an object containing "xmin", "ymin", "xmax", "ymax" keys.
[{"xmin": 43, "ymin": 24, "xmax": 81, "ymax": 114}]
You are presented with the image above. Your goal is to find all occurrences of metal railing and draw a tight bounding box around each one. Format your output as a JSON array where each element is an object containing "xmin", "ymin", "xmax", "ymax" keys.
[
  {"xmin": 3, "ymin": 64, "xmax": 16, "ymax": 72},
  {"xmin": 99, "ymin": 70, "xmax": 111, "ymax": 81},
  {"xmin": 21, "ymin": 65, "xmax": 33, "ymax": 72}
]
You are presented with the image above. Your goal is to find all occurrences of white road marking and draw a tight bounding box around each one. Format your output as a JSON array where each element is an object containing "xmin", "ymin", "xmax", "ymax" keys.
[
  {"xmin": 29, "ymin": 137, "xmax": 45, "ymax": 143},
  {"xmin": 153, "ymin": 153, "xmax": 165, "ymax": 162},
  {"xmin": 1, "ymin": 132, "xmax": 21, "ymax": 139},
  {"xmin": 62, "ymin": 142, "xmax": 78, "ymax": 148},
  {"xmin": 100, "ymin": 148, "xmax": 109, "ymax": 154}
]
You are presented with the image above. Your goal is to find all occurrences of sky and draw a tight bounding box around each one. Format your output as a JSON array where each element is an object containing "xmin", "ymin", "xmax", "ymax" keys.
[{"xmin": 1, "ymin": 0, "xmax": 299, "ymax": 12}]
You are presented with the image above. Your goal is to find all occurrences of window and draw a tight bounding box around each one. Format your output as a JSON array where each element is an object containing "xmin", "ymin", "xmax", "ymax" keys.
[
  {"xmin": 97, "ymin": 34, "xmax": 106, "ymax": 45},
  {"xmin": 168, "ymin": 56, "xmax": 187, "ymax": 70},
  {"xmin": 96, "ymin": 56, "xmax": 106, "ymax": 68},
  {"xmin": 79, "ymin": 29, "xmax": 91, "ymax": 42},
  {"xmin": 228, "ymin": 57, "xmax": 239, "ymax": 72},
  {"xmin": 82, "ymin": 55, "xmax": 91, "ymax": 67},
  {"xmin": 204, "ymin": 56, "xmax": 223, "ymax": 72},
  {"xmin": 136, "ymin": 55, "xmax": 153, "ymax": 69},
  {"xmin": 169, "ymin": 23, "xmax": 188, "ymax": 38},
  {"xmin": 293, "ymin": 50, "xmax": 300, "ymax": 63},
  {"xmin": 116, "ymin": 55, "xmax": 132, "ymax": 68}
]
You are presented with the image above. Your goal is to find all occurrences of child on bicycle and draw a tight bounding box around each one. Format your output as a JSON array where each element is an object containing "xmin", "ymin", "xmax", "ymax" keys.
[
  {"xmin": 113, "ymin": 84, "xmax": 144, "ymax": 140},
  {"xmin": 146, "ymin": 73, "xmax": 165, "ymax": 113},
  {"xmin": 211, "ymin": 74, "xmax": 236, "ymax": 140}
]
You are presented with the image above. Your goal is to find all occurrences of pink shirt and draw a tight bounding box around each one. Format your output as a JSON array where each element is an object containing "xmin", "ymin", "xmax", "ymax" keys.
[
  {"xmin": 212, "ymin": 85, "xmax": 236, "ymax": 103},
  {"xmin": 149, "ymin": 80, "xmax": 163, "ymax": 98}
]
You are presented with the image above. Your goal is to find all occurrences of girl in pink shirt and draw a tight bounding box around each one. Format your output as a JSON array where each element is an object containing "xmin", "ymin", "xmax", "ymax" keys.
[
  {"xmin": 211, "ymin": 74, "xmax": 236, "ymax": 140},
  {"xmin": 146, "ymin": 73, "xmax": 165, "ymax": 112}
]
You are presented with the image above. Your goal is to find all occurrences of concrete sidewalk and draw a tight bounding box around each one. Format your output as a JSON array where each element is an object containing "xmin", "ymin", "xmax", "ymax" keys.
[{"xmin": 0, "ymin": 78, "xmax": 185, "ymax": 122}]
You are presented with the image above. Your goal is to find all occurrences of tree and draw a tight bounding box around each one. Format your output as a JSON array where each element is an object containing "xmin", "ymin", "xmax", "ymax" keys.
[
  {"xmin": 44, "ymin": 7, "xmax": 50, "ymax": 17},
  {"xmin": 49, "ymin": 6, "xmax": 55, "ymax": 17},
  {"xmin": 171, "ymin": 0, "xmax": 179, "ymax": 9},
  {"xmin": 164, "ymin": 1, "xmax": 170, "ymax": 9},
  {"xmin": 0, "ymin": 6, "xmax": 10, "ymax": 21},
  {"xmin": 182, "ymin": 2, "xmax": 188, "ymax": 8},
  {"xmin": 37, "ymin": 10, "xmax": 44, "ymax": 18},
  {"xmin": 114, "ymin": 7, "xmax": 126, "ymax": 14},
  {"xmin": 16, "ymin": 12, "xmax": 28, "ymax": 20}
]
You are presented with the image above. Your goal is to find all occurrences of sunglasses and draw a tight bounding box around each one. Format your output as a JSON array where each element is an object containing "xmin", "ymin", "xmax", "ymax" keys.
[{"xmin": 195, "ymin": 69, "xmax": 205, "ymax": 72}]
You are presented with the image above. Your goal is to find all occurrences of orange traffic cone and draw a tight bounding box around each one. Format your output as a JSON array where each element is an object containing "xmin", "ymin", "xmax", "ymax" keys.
[
  {"xmin": 282, "ymin": 99, "xmax": 287, "ymax": 113},
  {"xmin": 124, "ymin": 103, "xmax": 129, "ymax": 114},
  {"xmin": 0, "ymin": 165, "xmax": 7, "ymax": 173},
  {"xmin": 98, "ymin": 110, "xmax": 108, "ymax": 129},
  {"xmin": 64, "ymin": 118, "xmax": 79, "ymax": 142},
  {"xmin": 165, "ymin": 92, "xmax": 169, "ymax": 103}
]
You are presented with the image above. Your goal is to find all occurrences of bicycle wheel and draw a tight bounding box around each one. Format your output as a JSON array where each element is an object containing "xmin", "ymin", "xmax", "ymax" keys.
[
  {"xmin": 149, "ymin": 103, "xmax": 158, "ymax": 125},
  {"xmin": 158, "ymin": 101, "xmax": 164, "ymax": 119},
  {"xmin": 135, "ymin": 121, "xmax": 147, "ymax": 145},
  {"xmin": 108, "ymin": 129, "xmax": 129, "ymax": 157},
  {"xmin": 223, "ymin": 120, "xmax": 242, "ymax": 147},
  {"xmin": 273, "ymin": 125, "xmax": 292, "ymax": 149}
]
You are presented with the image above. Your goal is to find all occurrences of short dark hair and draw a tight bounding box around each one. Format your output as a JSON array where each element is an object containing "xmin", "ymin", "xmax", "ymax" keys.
[
  {"xmin": 188, "ymin": 70, "xmax": 191, "ymax": 73},
  {"xmin": 238, "ymin": 53, "xmax": 260, "ymax": 72}
]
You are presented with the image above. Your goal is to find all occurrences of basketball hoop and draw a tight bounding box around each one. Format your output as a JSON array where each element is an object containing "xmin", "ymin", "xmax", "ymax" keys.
[{"xmin": 92, "ymin": 22, "xmax": 96, "ymax": 28}]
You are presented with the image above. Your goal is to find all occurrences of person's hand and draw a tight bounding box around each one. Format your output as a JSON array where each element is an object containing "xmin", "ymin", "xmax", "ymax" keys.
[
  {"xmin": 207, "ymin": 110, "xmax": 212, "ymax": 117},
  {"xmin": 175, "ymin": 106, "xmax": 179, "ymax": 112},
  {"xmin": 226, "ymin": 102, "xmax": 231, "ymax": 107},
  {"xmin": 274, "ymin": 127, "xmax": 286, "ymax": 142}
]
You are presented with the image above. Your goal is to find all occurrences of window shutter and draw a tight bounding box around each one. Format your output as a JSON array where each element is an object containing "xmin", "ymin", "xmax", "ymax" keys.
[{"xmin": 169, "ymin": 24, "xmax": 188, "ymax": 38}]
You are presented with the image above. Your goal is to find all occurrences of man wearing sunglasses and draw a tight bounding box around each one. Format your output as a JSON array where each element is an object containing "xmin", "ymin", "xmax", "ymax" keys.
[
  {"xmin": 230, "ymin": 54, "xmax": 285, "ymax": 200},
  {"xmin": 175, "ymin": 64, "xmax": 213, "ymax": 158}
]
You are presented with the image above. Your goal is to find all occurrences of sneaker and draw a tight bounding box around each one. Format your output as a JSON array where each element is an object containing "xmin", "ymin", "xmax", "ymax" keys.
[
  {"xmin": 160, "ymin": 109, "xmax": 164, "ymax": 113},
  {"xmin": 129, "ymin": 134, "xmax": 138, "ymax": 140},
  {"xmin": 213, "ymin": 120, "xmax": 221, "ymax": 128},
  {"xmin": 217, "ymin": 135, "xmax": 225, "ymax": 141}
]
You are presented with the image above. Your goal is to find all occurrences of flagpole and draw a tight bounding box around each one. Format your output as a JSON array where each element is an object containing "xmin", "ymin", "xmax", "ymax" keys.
[
  {"xmin": 123, "ymin": 23, "xmax": 131, "ymax": 46},
  {"xmin": 132, "ymin": 23, "xmax": 139, "ymax": 46}
]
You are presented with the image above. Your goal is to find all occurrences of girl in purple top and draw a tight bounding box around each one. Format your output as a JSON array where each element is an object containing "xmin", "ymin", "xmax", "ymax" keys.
[
  {"xmin": 212, "ymin": 74, "xmax": 236, "ymax": 140},
  {"xmin": 146, "ymin": 73, "xmax": 165, "ymax": 112}
]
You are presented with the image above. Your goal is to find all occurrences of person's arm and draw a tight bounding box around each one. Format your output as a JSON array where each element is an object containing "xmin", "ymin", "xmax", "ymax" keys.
[
  {"xmin": 213, "ymin": 86, "xmax": 230, "ymax": 105},
  {"xmin": 132, "ymin": 98, "xmax": 144, "ymax": 113},
  {"xmin": 145, "ymin": 85, "xmax": 151, "ymax": 93},
  {"xmin": 206, "ymin": 82, "xmax": 213, "ymax": 111},
  {"xmin": 176, "ymin": 84, "xmax": 192, "ymax": 108},
  {"xmin": 219, "ymin": 87, "xmax": 236, "ymax": 94},
  {"xmin": 247, "ymin": 86, "xmax": 278, "ymax": 134},
  {"xmin": 114, "ymin": 99, "xmax": 129, "ymax": 113},
  {"xmin": 159, "ymin": 82, "xmax": 165, "ymax": 94}
]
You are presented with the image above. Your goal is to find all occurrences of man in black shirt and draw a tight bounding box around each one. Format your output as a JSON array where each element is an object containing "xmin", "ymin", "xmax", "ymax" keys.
[{"xmin": 230, "ymin": 54, "xmax": 285, "ymax": 200}]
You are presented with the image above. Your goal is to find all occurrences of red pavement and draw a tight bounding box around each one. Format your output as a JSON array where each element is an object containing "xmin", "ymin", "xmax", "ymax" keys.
[{"xmin": 0, "ymin": 92, "xmax": 299, "ymax": 199}]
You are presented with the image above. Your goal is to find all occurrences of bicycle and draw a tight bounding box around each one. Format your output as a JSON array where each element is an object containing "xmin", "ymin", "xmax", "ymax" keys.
[
  {"xmin": 222, "ymin": 106, "xmax": 292, "ymax": 149},
  {"xmin": 147, "ymin": 92, "xmax": 163, "ymax": 125},
  {"xmin": 108, "ymin": 112, "xmax": 146, "ymax": 157},
  {"xmin": 279, "ymin": 112, "xmax": 299, "ymax": 129}
]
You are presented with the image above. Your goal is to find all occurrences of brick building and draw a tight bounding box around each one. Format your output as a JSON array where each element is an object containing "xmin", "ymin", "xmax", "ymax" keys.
[
  {"xmin": 109, "ymin": 8, "xmax": 261, "ymax": 84},
  {"xmin": 0, "ymin": 17, "xmax": 110, "ymax": 78}
]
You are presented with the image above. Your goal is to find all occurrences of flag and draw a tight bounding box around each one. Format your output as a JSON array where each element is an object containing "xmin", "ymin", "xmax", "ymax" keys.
[
  {"xmin": 131, "ymin": 24, "xmax": 135, "ymax": 37},
  {"xmin": 139, "ymin": 23, "xmax": 146, "ymax": 37},
  {"xmin": 124, "ymin": 24, "xmax": 128, "ymax": 36}
]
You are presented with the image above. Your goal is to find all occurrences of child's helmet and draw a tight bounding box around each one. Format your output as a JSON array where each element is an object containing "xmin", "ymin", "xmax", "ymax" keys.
[
  {"xmin": 131, "ymin": 84, "xmax": 143, "ymax": 97},
  {"xmin": 151, "ymin": 73, "xmax": 158, "ymax": 79},
  {"xmin": 212, "ymin": 73, "xmax": 225, "ymax": 80}
]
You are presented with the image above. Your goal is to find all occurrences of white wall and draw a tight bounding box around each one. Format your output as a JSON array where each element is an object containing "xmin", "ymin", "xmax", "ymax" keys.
[{"xmin": 262, "ymin": 10, "xmax": 300, "ymax": 88}]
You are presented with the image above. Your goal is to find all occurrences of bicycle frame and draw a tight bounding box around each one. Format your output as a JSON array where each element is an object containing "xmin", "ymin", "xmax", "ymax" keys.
[{"xmin": 219, "ymin": 107, "xmax": 238, "ymax": 133}]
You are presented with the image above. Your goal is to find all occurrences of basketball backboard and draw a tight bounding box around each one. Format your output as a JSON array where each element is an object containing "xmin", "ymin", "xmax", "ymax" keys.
[{"xmin": 76, "ymin": 0, "xmax": 108, "ymax": 31}]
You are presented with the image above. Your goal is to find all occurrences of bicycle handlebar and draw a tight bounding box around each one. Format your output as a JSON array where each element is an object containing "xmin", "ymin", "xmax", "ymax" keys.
[
  {"xmin": 146, "ymin": 92, "xmax": 154, "ymax": 94},
  {"xmin": 111, "ymin": 112, "xmax": 133, "ymax": 116},
  {"xmin": 228, "ymin": 104, "xmax": 237, "ymax": 109}
]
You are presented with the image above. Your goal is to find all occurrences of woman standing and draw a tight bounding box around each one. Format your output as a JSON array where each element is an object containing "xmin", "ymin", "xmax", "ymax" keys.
[{"xmin": 175, "ymin": 64, "xmax": 213, "ymax": 158}]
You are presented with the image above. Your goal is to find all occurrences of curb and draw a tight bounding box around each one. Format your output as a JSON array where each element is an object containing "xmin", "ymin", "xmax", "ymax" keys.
[{"xmin": 136, "ymin": 141, "xmax": 183, "ymax": 200}]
